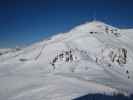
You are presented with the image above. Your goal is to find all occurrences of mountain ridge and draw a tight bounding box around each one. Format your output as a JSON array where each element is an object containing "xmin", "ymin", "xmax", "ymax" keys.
[{"xmin": 0, "ymin": 21, "xmax": 133, "ymax": 100}]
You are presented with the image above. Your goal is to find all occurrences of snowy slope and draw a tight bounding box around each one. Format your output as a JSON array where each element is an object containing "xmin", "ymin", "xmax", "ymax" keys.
[{"xmin": 0, "ymin": 21, "xmax": 133, "ymax": 100}]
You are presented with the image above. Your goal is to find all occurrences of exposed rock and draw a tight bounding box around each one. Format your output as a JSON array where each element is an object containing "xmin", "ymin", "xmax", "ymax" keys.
[
  {"xmin": 126, "ymin": 70, "xmax": 129, "ymax": 74},
  {"xmin": 19, "ymin": 58, "xmax": 28, "ymax": 62},
  {"xmin": 96, "ymin": 47, "xmax": 127, "ymax": 65},
  {"xmin": 51, "ymin": 49, "xmax": 76, "ymax": 67},
  {"xmin": 0, "ymin": 53, "xmax": 2, "ymax": 56}
]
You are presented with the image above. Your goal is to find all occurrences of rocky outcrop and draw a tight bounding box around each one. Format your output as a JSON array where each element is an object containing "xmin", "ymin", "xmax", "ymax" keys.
[
  {"xmin": 50, "ymin": 49, "xmax": 76, "ymax": 67},
  {"xmin": 105, "ymin": 26, "xmax": 121, "ymax": 37},
  {"xmin": 111, "ymin": 48, "xmax": 127, "ymax": 65},
  {"xmin": 96, "ymin": 47, "xmax": 127, "ymax": 65}
]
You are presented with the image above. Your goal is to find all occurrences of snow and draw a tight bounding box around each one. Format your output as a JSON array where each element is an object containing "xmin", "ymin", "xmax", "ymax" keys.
[{"xmin": 0, "ymin": 21, "xmax": 133, "ymax": 100}]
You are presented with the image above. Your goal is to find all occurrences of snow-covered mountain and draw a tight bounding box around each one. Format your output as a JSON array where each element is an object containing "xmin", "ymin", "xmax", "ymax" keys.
[{"xmin": 0, "ymin": 21, "xmax": 133, "ymax": 100}]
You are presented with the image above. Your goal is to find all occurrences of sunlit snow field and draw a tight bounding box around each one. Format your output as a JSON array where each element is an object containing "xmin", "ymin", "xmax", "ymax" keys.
[{"xmin": 0, "ymin": 21, "xmax": 133, "ymax": 100}]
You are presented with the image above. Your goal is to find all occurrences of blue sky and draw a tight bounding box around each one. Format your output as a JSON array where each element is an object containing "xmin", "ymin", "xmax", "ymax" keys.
[{"xmin": 0, "ymin": 0, "xmax": 133, "ymax": 48}]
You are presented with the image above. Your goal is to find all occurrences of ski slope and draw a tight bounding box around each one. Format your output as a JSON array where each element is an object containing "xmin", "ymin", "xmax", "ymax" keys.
[{"xmin": 0, "ymin": 21, "xmax": 133, "ymax": 100}]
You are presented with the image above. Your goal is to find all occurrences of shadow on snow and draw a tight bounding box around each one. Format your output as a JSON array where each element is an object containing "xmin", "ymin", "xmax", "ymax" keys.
[{"xmin": 73, "ymin": 93, "xmax": 133, "ymax": 100}]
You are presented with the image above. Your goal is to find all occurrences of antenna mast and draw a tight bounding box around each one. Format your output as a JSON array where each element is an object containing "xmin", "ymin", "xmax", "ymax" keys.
[{"xmin": 93, "ymin": 12, "xmax": 97, "ymax": 21}]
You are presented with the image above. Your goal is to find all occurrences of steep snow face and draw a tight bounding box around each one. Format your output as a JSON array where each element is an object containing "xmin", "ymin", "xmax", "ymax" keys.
[{"xmin": 0, "ymin": 21, "xmax": 133, "ymax": 100}]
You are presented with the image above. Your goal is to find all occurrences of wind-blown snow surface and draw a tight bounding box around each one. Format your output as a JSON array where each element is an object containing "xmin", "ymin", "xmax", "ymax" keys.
[{"xmin": 0, "ymin": 21, "xmax": 133, "ymax": 100}]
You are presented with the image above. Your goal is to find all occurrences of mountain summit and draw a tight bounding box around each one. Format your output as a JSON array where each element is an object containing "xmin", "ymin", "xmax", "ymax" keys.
[
  {"xmin": 0, "ymin": 21, "xmax": 133, "ymax": 100},
  {"xmin": 71, "ymin": 20, "xmax": 118, "ymax": 33}
]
